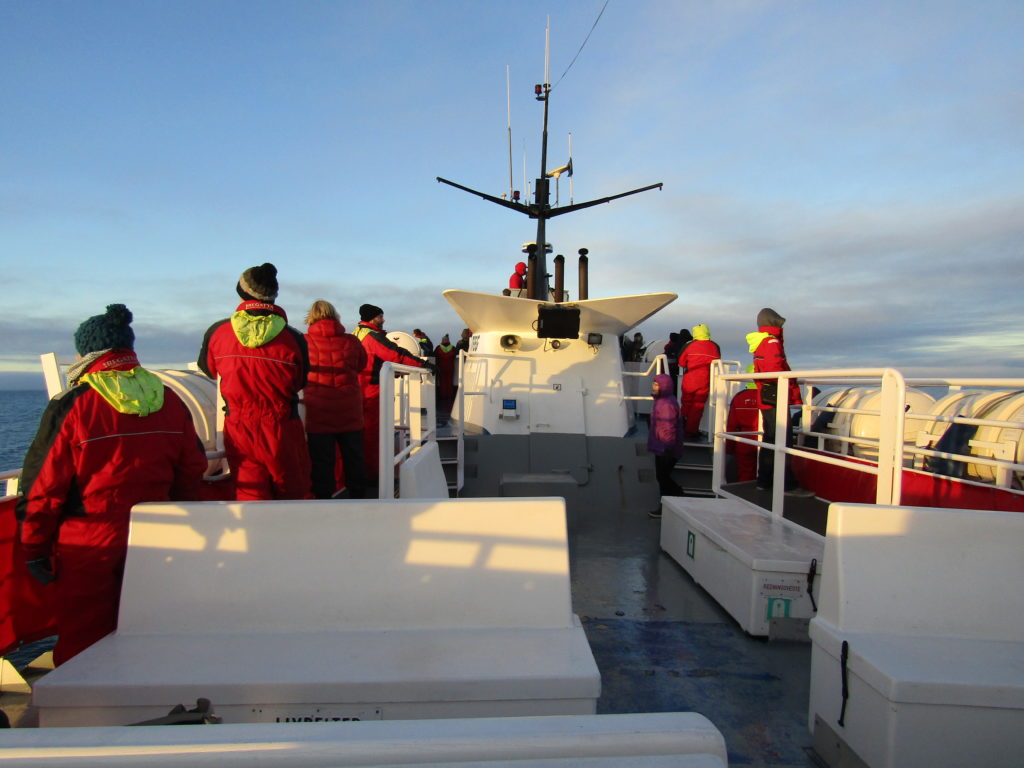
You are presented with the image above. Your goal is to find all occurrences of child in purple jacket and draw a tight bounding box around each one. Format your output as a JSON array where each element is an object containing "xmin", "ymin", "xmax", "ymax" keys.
[{"xmin": 648, "ymin": 373, "xmax": 686, "ymax": 517}]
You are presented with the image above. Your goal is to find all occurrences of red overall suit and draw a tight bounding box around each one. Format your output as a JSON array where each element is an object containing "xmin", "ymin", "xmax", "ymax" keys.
[
  {"xmin": 199, "ymin": 301, "xmax": 311, "ymax": 500},
  {"xmin": 678, "ymin": 328, "xmax": 720, "ymax": 437},
  {"xmin": 19, "ymin": 351, "xmax": 206, "ymax": 664}
]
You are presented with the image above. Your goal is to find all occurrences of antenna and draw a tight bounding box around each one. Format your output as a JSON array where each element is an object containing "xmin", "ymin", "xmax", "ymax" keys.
[
  {"xmin": 506, "ymin": 65, "xmax": 514, "ymax": 201},
  {"xmin": 544, "ymin": 17, "xmax": 551, "ymax": 87}
]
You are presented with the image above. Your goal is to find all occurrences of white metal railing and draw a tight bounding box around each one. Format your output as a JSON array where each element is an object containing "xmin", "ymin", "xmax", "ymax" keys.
[
  {"xmin": 621, "ymin": 355, "xmax": 667, "ymax": 401},
  {"xmin": 2, "ymin": 468, "xmax": 20, "ymax": 499},
  {"xmin": 451, "ymin": 351, "xmax": 467, "ymax": 494},
  {"xmin": 706, "ymin": 359, "xmax": 744, "ymax": 436},
  {"xmin": 377, "ymin": 361, "xmax": 437, "ymax": 499},
  {"xmin": 711, "ymin": 368, "xmax": 1024, "ymax": 519}
]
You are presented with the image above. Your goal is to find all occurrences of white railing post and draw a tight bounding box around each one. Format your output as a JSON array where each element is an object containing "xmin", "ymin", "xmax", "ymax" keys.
[
  {"xmin": 876, "ymin": 368, "xmax": 905, "ymax": 505},
  {"xmin": 40, "ymin": 352, "xmax": 66, "ymax": 397},
  {"xmin": 710, "ymin": 364, "xmax": 728, "ymax": 492},
  {"xmin": 456, "ymin": 351, "xmax": 466, "ymax": 493},
  {"xmin": 379, "ymin": 362, "xmax": 396, "ymax": 499},
  {"xmin": 769, "ymin": 373, "xmax": 791, "ymax": 519}
]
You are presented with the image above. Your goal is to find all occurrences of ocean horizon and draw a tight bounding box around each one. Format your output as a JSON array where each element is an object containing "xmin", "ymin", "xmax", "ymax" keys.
[
  {"xmin": 0, "ymin": 390, "xmax": 48, "ymax": 472},
  {"xmin": 0, "ymin": 372, "xmax": 47, "ymax": 392}
]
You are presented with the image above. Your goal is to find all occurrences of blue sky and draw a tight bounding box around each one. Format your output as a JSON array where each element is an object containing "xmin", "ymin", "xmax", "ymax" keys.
[{"xmin": 2, "ymin": 0, "xmax": 1022, "ymax": 389}]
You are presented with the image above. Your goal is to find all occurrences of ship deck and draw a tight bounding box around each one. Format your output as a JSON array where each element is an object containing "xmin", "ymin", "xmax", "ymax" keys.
[{"xmin": 570, "ymin": 494, "xmax": 818, "ymax": 767}]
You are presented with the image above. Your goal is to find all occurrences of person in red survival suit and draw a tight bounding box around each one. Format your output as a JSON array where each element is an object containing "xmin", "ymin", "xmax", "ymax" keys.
[
  {"xmin": 509, "ymin": 261, "xmax": 527, "ymax": 292},
  {"xmin": 433, "ymin": 334, "xmax": 457, "ymax": 417},
  {"xmin": 199, "ymin": 263, "xmax": 312, "ymax": 501},
  {"xmin": 745, "ymin": 307, "xmax": 813, "ymax": 497},
  {"xmin": 678, "ymin": 323, "xmax": 721, "ymax": 439},
  {"xmin": 354, "ymin": 304, "xmax": 429, "ymax": 485},
  {"xmin": 18, "ymin": 304, "xmax": 207, "ymax": 665},
  {"xmin": 725, "ymin": 369, "xmax": 760, "ymax": 483},
  {"xmin": 303, "ymin": 299, "xmax": 368, "ymax": 500}
]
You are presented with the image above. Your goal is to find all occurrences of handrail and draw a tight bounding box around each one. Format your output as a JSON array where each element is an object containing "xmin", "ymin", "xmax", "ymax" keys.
[
  {"xmin": 712, "ymin": 368, "xmax": 1024, "ymax": 517},
  {"xmin": 377, "ymin": 360, "xmax": 436, "ymax": 499},
  {"xmin": 621, "ymin": 354, "xmax": 666, "ymax": 402}
]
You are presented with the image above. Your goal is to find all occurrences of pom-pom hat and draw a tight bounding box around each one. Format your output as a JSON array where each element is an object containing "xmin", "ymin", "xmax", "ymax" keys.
[
  {"xmin": 74, "ymin": 304, "xmax": 135, "ymax": 356},
  {"xmin": 237, "ymin": 263, "xmax": 279, "ymax": 302}
]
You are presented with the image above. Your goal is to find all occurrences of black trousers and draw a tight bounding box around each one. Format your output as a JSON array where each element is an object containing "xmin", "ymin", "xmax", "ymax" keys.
[
  {"xmin": 308, "ymin": 430, "xmax": 368, "ymax": 499},
  {"xmin": 655, "ymin": 452, "xmax": 685, "ymax": 496}
]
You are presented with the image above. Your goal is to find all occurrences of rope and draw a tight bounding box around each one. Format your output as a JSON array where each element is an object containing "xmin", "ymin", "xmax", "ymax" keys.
[{"xmin": 551, "ymin": 0, "xmax": 610, "ymax": 91}]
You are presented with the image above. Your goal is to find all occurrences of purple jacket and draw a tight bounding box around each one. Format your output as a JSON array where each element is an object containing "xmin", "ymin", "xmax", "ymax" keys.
[{"xmin": 647, "ymin": 374, "xmax": 685, "ymax": 456}]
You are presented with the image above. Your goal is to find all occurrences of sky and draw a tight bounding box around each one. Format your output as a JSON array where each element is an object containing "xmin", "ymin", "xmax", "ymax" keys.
[{"xmin": 2, "ymin": 0, "xmax": 1022, "ymax": 389}]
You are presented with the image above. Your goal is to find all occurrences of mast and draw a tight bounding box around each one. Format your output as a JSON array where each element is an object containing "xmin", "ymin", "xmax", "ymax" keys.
[
  {"xmin": 436, "ymin": 20, "xmax": 663, "ymax": 300},
  {"xmin": 532, "ymin": 20, "xmax": 552, "ymax": 300}
]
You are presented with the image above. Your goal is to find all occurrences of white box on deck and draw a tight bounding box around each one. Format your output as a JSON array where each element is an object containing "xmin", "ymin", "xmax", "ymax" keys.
[
  {"xmin": 660, "ymin": 496, "xmax": 822, "ymax": 636},
  {"xmin": 808, "ymin": 503, "xmax": 1024, "ymax": 768}
]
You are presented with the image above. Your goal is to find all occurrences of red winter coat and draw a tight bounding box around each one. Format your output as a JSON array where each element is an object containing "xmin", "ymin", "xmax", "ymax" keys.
[
  {"xmin": 509, "ymin": 262, "xmax": 527, "ymax": 289},
  {"xmin": 354, "ymin": 321, "xmax": 424, "ymax": 396},
  {"xmin": 199, "ymin": 301, "xmax": 309, "ymax": 418},
  {"xmin": 354, "ymin": 321, "xmax": 424, "ymax": 478},
  {"xmin": 304, "ymin": 319, "xmax": 366, "ymax": 434},
  {"xmin": 747, "ymin": 326, "xmax": 802, "ymax": 410},
  {"xmin": 726, "ymin": 387, "xmax": 760, "ymax": 481},
  {"xmin": 19, "ymin": 350, "xmax": 207, "ymax": 664},
  {"xmin": 678, "ymin": 338, "xmax": 721, "ymax": 396},
  {"xmin": 434, "ymin": 343, "xmax": 457, "ymax": 400}
]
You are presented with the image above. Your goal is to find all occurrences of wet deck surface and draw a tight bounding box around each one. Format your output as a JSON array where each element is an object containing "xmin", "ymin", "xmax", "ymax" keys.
[
  {"xmin": 722, "ymin": 481, "xmax": 831, "ymax": 536},
  {"xmin": 569, "ymin": 500, "xmax": 819, "ymax": 767}
]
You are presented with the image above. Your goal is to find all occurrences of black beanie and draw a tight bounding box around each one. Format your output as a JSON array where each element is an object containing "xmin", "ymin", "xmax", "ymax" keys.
[
  {"xmin": 237, "ymin": 262, "xmax": 279, "ymax": 302},
  {"xmin": 359, "ymin": 303, "xmax": 383, "ymax": 321},
  {"xmin": 74, "ymin": 304, "xmax": 135, "ymax": 356}
]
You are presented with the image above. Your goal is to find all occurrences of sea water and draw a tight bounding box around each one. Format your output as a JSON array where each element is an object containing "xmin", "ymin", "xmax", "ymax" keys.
[{"xmin": 0, "ymin": 390, "xmax": 48, "ymax": 472}]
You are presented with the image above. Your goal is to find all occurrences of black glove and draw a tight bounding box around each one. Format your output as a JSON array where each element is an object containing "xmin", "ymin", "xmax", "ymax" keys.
[
  {"xmin": 422, "ymin": 361, "xmax": 438, "ymax": 376},
  {"xmin": 26, "ymin": 557, "xmax": 56, "ymax": 585}
]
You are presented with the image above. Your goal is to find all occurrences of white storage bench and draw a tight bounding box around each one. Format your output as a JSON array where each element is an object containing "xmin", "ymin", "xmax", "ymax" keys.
[
  {"xmin": 32, "ymin": 498, "xmax": 600, "ymax": 726},
  {"xmin": 0, "ymin": 712, "xmax": 729, "ymax": 767},
  {"xmin": 660, "ymin": 496, "xmax": 822, "ymax": 636},
  {"xmin": 809, "ymin": 503, "xmax": 1024, "ymax": 768}
]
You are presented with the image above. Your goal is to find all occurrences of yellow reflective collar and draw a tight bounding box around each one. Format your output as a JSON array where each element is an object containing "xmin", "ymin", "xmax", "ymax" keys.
[
  {"xmin": 231, "ymin": 311, "xmax": 286, "ymax": 348},
  {"xmin": 746, "ymin": 331, "xmax": 772, "ymax": 354},
  {"xmin": 80, "ymin": 366, "xmax": 165, "ymax": 416}
]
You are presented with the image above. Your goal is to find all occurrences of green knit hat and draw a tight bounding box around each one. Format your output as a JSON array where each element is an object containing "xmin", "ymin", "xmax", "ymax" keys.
[{"xmin": 74, "ymin": 304, "xmax": 135, "ymax": 356}]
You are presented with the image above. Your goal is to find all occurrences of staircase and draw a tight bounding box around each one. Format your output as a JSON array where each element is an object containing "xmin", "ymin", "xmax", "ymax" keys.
[{"xmin": 674, "ymin": 437, "xmax": 715, "ymax": 497}]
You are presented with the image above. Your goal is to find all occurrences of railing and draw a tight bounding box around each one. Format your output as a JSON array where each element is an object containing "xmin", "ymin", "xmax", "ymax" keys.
[
  {"xmin": 377, "ymin": 361, "xmax": 437, "ymax": 499},
  {"xmin": 710, "ymin": 368, "xmax": 1024, "ymax": 519},
  {"xmin": 620, "ymin": 355, "xmax": 667, "ymax": 402},
  {"xmin": 2, "ymin": 469, "xmax": 20, "ymax": 499},
  {"xmin": 707, "ymin": 359, "xmax": 744, "ymax": 435},
  {"xmin": 450, "ymin": 350, "xmax": 467, "ymax": 494}
]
